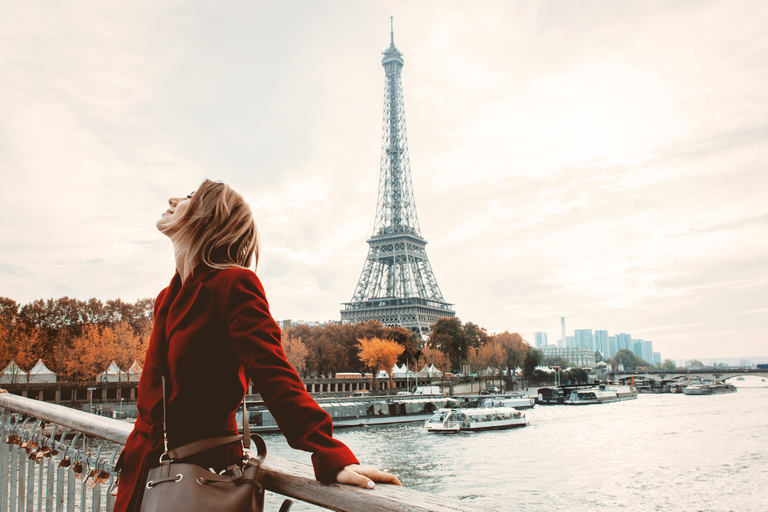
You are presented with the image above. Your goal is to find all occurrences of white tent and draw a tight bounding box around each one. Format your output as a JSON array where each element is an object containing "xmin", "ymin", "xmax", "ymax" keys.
[
  {"xmin": 28, "ymin": 359, "xmax": 57, "ymax": 383},
  {"xmin": 127, "ymin": 361, "xmax": 143, "ymax": 382},
  {"xmin": 0, "ymin": 360, "xmax": 27, "ymax": 384},
  {"xmin": 391, "ymin": 363, "xmax": 413, "ymax": 378},
  {"xmin": 97, "ymin": 361, "xmax": 125, "ymax": 383},
  {"xmin": 418, "ymin": 364, "xmax": 443, "ymax": 377}
]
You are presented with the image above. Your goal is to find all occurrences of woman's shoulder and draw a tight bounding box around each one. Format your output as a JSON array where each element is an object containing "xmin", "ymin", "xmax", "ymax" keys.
[{"xmin": 207, "ymin": 266, "xmax": 264, "ymax": 288}]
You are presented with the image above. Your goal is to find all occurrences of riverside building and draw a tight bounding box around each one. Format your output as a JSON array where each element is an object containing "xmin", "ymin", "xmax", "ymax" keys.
[{"xmin": 540, "ymin": 346, "xmax": 596, "ymax": 368}]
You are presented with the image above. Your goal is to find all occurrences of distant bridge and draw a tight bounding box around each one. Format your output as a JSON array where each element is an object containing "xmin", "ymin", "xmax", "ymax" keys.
[{"xmin": 604, "ymin": 368, "xmax": 768, "ymax": 382}]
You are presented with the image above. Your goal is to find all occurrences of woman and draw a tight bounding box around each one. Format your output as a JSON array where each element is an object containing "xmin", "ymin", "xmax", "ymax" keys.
[{"xmin": 114, "ymin": 179, "xmax": 401, "ymax": 512}]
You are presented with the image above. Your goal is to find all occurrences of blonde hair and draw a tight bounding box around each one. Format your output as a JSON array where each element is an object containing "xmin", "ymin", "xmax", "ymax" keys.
[{"xmin": 165, "ymin": 180, "xmax": 259, "ymax": 275}]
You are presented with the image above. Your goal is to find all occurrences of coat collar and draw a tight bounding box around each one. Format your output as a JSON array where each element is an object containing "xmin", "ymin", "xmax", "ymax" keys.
[{"xmin": 164, "ymin": 265, "xmax": 217, "ymax": 342}]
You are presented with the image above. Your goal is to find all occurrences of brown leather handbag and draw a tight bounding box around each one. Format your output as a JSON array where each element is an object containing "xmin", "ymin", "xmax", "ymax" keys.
[{"xmin": 140, "ymin": 377, "xmax": 291, "ymax": 512}]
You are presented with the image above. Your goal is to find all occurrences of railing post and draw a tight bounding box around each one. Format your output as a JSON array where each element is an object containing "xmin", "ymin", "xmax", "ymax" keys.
[
  {"xmin": 1, "ymin": 409, "xmax": 9, "ymax": 512},
  {"xmin": 45, "ymin": 458, "xmax": 55, "ymax": 512}
]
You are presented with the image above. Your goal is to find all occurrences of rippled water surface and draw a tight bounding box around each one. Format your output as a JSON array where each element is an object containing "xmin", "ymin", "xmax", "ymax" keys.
[{"xmin": 262, "ymin": 388, "xmax": 768, "ymax": 511}]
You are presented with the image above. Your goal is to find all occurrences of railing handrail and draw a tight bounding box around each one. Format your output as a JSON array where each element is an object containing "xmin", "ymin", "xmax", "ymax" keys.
[{"xmin": 0, "ymin": 392, "xmax": 492, "ymax": 512}]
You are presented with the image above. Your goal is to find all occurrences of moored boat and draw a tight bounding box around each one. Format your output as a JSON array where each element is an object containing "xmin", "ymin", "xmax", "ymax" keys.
[
  {"xmin": 238, "ymin": 395, "xmax": 458, "ymax": 433},
  {"xmin": 424, "ymin": 407, "xmax": 529, "ymax": 433},
  {"xmin": 536, "ymin": 387, "xmax": 566, "ymax": 405},
  {"xmin": 563, "ymin": 384, "xmax": 638, "ymax": 405},
  {"xmin": 683, "ymin": 382, "xmax": 737, "ymax": 395},
  {"xmin": 480, "ymin": 396, "xmax": 536, "ymax": 410}
]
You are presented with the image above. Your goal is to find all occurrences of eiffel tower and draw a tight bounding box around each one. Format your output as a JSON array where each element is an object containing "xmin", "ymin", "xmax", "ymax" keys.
[{"xmin": 340, "ymin": 20, "xmax": 456, "ymax": 337}]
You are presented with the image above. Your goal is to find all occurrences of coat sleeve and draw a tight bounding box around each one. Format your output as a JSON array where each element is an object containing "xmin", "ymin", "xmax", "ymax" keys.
[{"xmin": 222, "ymin": 269, "xmax": 359, "ymax": 481}]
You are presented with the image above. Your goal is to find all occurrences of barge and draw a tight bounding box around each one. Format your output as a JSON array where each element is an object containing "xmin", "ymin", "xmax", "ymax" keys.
[{"xmin": 237, "ymin": 394, "xmax": 458, "ymax": 433}]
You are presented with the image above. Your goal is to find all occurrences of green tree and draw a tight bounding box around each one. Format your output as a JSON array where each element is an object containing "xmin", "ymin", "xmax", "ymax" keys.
[
  {"xmin": 428, "ymin": 317, "xmax": 468, "ymax": 371},
  {"xmin": 661, "ymin": 359, "xmax": 677, "ymax": 370},
  {"xmin": 612, "ymin": 349, "xmax": 650, "ymax": 370},
  {"xmin": 543, "ymin": 356, "xmax": 571, "ymax": 368},
  {"xmin": 523, "ymin": 348, "xmax": 543, "ymax": 378},
  {"xmin": 562, "ymin": 367, "xmax": 589, "ymax": 384}
]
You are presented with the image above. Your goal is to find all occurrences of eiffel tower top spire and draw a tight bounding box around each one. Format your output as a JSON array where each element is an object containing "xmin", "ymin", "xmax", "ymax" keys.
[
  {"xmin": 383, "ymin": 16, "xmax": 402, "ymax": 61},
  {"xmin": 374, "ymin": 17, "xmax": 419, "ymax": 239}
]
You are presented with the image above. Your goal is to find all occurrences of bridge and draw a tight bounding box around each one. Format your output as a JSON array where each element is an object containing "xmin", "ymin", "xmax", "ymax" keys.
[
  {"xmin": 602, "ymin": 368, "xmax": 768, "ymax": 382},
  {"xmin": 0, "ymin": 391, "xmax": 487, "ymax": 512}
]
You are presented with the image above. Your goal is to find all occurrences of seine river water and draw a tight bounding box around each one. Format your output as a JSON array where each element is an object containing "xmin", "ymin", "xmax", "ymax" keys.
[{"xmin": 262, "ymin": 387, "xmax": 768, "ymax": 512}]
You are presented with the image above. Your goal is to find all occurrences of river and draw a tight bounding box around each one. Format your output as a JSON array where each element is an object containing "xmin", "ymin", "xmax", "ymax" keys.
[{"xmin": 261, "ymin": 387, "xmax": 768, "ymax": 511}]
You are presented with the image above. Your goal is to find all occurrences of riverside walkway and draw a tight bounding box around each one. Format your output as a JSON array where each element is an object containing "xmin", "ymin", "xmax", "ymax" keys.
[{"xmin": 1, "ymin": 392, "xmax": 488, "ymax": 512}]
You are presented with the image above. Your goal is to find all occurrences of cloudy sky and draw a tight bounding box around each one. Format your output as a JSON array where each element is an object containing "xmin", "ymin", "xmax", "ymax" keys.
[{"xmin": 1, "ymin": 1, "xmax": 766, "ymax": 361}]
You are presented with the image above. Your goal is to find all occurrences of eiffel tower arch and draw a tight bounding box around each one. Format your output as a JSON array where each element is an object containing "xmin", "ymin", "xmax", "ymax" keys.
[{"xmin": 340, "ymin": 20, "xmax": 456, "ymax": 338}]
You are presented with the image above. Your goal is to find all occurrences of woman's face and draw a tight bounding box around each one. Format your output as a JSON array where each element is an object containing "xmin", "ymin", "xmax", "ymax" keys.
[{"xmin": 156, "ymin": 192, "xmax": 194, "ymax": 233}]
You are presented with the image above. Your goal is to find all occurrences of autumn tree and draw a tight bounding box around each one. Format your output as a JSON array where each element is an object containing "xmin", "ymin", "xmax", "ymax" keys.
[
  {"xmin": 415, "ymin": 347, "xmax": 450, "ymax": 386},
  {"xmin": 357, "ymin": 337, "xmax": 405, "ymax": 392},
  {"xmin": 282, "ymin": 333, "xmax": 309, "ymax": 377},
  {"xmin": 493, "ymin": 331, "xmax": 529, "ymax": 375},
  {"xmin": 106, "ymin": 322, "xmax": 149, "ymax": 378},
  {"xmin": 65, "ymin": 324, "xmax": 113, "ymax": 382}
]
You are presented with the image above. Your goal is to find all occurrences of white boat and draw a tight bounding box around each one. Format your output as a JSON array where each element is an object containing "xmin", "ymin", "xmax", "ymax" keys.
[
  {"xmin": 564, "ymin": 384, "xmax": 638, "ymax": 405},
  {"xmin": 481, "ymin": 396, "xmax": 536, "ymax": 410},
  {"xmin": 424, "ymin": 407, "xmax": 529, "ymax": 433},
  {"xmin": 683, "ymin": 382, "xmax": 737, "ymax": 395}
]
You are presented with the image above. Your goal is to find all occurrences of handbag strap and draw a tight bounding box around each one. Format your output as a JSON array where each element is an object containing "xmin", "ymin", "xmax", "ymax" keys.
[{"xmin": 160, "ymin": 375, "xmax": 262, "ymax": 462}]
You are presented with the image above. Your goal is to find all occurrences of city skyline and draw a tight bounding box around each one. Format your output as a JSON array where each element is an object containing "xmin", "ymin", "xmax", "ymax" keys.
[{"xmin": 1, "ymin": 2, "xmax": 766, "ymax": 361}]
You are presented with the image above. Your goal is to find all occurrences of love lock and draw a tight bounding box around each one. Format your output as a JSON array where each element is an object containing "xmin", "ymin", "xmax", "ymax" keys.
[{"xmin": 86, "ymin": 468, "xmax": 100, "ymax": 490}]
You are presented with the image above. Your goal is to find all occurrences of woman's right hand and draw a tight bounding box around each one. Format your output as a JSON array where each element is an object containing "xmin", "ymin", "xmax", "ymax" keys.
[{"xmin": 335, "ymin": 464, "xmax": 403, "ymax": 489}]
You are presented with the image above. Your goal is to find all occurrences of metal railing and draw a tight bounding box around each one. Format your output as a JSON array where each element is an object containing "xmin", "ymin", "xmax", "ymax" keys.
[{"xmin": 1, "ymin": 392, "xmax": 488, "ymax": 512}]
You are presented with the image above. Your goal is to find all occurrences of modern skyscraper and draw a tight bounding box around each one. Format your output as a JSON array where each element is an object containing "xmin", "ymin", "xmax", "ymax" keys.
[
  {"xmin": 607, "ymin": 336, "xmax": 617, "ymax": 359},
  {"xmin": 574, "ymin": 329, "xmax": 595, "ymax": 351},
  {"xmin": 534, "ymin": 332, "xmax": 548, "ymax": 347},
  {"xmin": 560, "ymin": 317, "xmax": 567, "ymax": 348},
  {"xmin": 340, "ymin": 21, "xmax": 455, "ymax": 336},
  {"xmin": 641, "ymin": 340, "xmax": 654, "ymax": 363},
  {"xmin": 615, "ymin": 333, "xmax": 632, "ymax": 352},
  {"xmin": 594, "ymin": 330, "xmax": 609, "ymax": 356}
]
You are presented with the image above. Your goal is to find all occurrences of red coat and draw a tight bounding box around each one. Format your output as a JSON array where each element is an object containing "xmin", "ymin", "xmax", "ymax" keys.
[{"xmin": 114, "ymin": 266, "xmax": 358, "ymax": 512}]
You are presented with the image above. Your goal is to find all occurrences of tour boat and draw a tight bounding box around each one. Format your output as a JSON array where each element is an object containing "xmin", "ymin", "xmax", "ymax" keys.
[
  {"xmin": 563, "ymin": 384, "xmax": 638, "ymax": 405},
  {"xmin": 424, "ymin": 407, "xmax": 529, "ymax": 433}
]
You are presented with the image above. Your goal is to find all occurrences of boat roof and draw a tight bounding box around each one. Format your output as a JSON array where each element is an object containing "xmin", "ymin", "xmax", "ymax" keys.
[{"xmin": 437, "ymin": 407, "xmax": 521, "ymax": 416}]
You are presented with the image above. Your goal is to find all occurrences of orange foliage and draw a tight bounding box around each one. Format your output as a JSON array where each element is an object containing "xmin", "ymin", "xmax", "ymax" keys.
[
  {"xmin": 282, "ymin": 334, "xmax": 308, "ymax": 375},
  {"xmin": 417, "ymin": 347, "xmax": 450, "ymax": 374},
  {"xmin": 358, "ymin": 337, "xmax": 405, "ymax": 390}
]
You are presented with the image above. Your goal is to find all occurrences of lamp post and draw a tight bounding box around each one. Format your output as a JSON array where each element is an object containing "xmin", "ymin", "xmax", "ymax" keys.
[{"xmin": 87, "ymin": 387, "xmax": 96, "ymax": 414}]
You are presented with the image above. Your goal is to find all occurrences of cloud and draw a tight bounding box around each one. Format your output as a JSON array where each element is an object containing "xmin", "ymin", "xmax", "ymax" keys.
[{"xmin": 0, "ymin": 0, "xmax": 766, "ymax": 360}]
